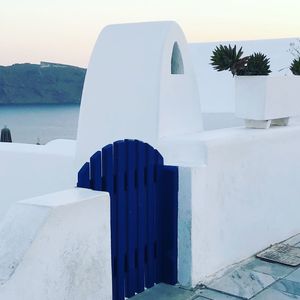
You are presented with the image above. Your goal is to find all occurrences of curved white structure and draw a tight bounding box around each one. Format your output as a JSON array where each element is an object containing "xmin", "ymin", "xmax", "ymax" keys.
[{"xmin": 76, "ymin": 21, "xmax": 202, "ymax": 167}]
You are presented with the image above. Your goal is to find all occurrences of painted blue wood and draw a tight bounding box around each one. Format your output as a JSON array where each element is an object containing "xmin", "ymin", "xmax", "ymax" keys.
[
  {"xmin": 125, "ymin": 140, "xmax": 138, "ymax": 297},
  {"xmin": 77, "ymin": 162, "xmax": 90, "ymax": 188},
  {"xmin": 154, "ymin": 150, "xmax": 164, "ymax": 283},
  {"xmin": 157, "ymin": 165, "xmax": 179, "ymax": 285},
  {"xmin": 114, "ymin": 141, "xmax": 126, "ymax": 300},
  {"xmin": 90, "ymin": 151, "xmax": 102, "ymax": 191},
  {"xmin": 77, "ymin": 140, "xmax": 178, "ymax": 300},
  {"xmin": 102, "ymin": 145, "xmax": 118, "ymax": 300},
  {"xmin": 136, "ymin": 141, "xmax": 146, "ymax": 293},
  {"xmin": 145, "ymin": 144, "xmax": 155, "ymax": 288}
]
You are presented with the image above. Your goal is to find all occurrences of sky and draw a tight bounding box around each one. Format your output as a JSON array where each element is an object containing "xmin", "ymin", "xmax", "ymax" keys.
[{"xmin": 1, "ymin": 0, "xmax": 300, "ymax": 67}]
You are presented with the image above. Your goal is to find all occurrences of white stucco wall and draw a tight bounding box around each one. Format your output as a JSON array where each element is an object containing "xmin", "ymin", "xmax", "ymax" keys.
[
  {"xmin": 76, "ymin": 21, "xmax": 202, "ymax": 169},
  {"xmin": 0, "ymin": 140, "xmax": 76, "ymax": 221},
  {"xmin": 189, "ymin": 37, "xmax": 299, "ymax": 113},
  {"xmin": 163, "ymin": 125, "xmax": 300, "ymax": 286},
  {"xmin": 0, "ymin": 188, "xmax": 112, "ymax": 300},
  {"xmin": 1, "ymin": 22, "xmax": 299, "ymax": 295}
]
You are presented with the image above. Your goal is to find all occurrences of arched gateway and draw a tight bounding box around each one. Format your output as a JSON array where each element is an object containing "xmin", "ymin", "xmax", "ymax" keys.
[{"xmin": 75, "ymin": 21, "xmax": 202, "ymax": 298}]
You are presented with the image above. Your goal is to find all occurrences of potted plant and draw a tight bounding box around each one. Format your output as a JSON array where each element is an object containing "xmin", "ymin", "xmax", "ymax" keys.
[
  {"xmin": 290, "ymin": 57, "xmax": 300, "ymax": 75},
  {"xmin": 211, "ymin": 44, "xmax": 300, "ymax": 129}
]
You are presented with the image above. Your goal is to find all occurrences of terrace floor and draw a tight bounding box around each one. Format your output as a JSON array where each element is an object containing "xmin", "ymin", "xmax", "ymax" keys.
[{"xmin": 133, "ymin": 233, "xmax": 300, "ymax": 299}]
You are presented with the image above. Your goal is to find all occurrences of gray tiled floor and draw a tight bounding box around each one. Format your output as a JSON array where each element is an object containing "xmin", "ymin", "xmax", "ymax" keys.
[
  {"xmin": 285, "ymin": 268, "xmax": 300, "ymax": 282},
  {"xmin": 195, "ymin": 288, "xmax": 242, "ymax": 299},
  {"xmin": 206, "ymin": 267, "xmax": 275, "ymax": 299},
  {"xmin": 134, "ymin": 234, "xmax": 300, "ymax": 299},
  {"xmin": 252, "ymin": 283, "xmax": 300, "ymax": 299},
  {"xmin": 196, "ymin": 236, "xmax": 300, "ymax": 300},
  {"xmin": 133, "ymin": 262, "xmax": 300, "ymax": 300},
  {"xmin": 285, "ymin": 233, "xmax": 300, "ymax": 246},
  {"xmin": 198, "ymin": 246, "xmax": 300, "ymax": 299},
  {"xmin": 242, "ymin": 257, "xmax": 294, "ymax": 279},
  {"xmin": 130, "ymin": 284, "xmax": 195, "ymax": 300}
]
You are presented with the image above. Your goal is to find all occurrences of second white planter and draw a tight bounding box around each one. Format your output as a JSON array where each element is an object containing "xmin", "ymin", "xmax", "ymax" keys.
[{"xmin": 235, "ymin": 76, "xmax": 300, "ymax": 129}]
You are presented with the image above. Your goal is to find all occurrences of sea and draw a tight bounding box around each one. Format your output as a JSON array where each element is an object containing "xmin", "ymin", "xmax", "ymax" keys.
[
  {"xmin": 0, "ymin": 104, "xmax": 80, "ymax": 144},
  {"xmin": 0, "ymin": 104, "xmax": 243, "ymax": 145}
]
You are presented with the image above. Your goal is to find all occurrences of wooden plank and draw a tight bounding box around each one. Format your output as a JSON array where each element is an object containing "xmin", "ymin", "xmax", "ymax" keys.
[
  {"xmin": 90, "ymin": 151, "xmax": 102, "ymax": 191},
  {"xmin": 102, "ymin": 144, "xmax": 119, "ymax": 300},
  {"xmin": 125, "ymin": 140, "xmax": 138, "ymax": 297},
  {"xmin": 114, "ymin": 141, "xmax": 127, "ymax": 300},
  {"xmin": 158, "ymin": 165, "xmax": 178, "ymax": 285},
  {"xmin": 167, "ymin": 165, "xmax": 179, "ymax": 285},
  {"xmin": 77, "ymin": 162, "xmax": 90, "ymax": 188},
  {"xmin": 154, "ymin": 150, "xmax": 164, "ymax": 283},
  {"xmin": 145, "ymin": 144, "xmax": 155, "ymax": 288},
  {"xmin": 102, "ymin": 145, "xmax": 113, "ymax": 193},
  {"xmin": 136, "ymin": 141, "xmax": 146, "ymax": 293}
]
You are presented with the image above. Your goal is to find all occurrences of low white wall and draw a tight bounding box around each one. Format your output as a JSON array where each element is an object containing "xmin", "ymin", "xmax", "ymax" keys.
[
  {"xmin": 0, "ymin": 140, "xmax": 76, "ymax": 221},
  {"xmin": 162, "ymin": 124, "xmax": 300, "ymax": 286},
  {"xmin": 0, "ymin": 188, "xmax": 112, "ymax": 300}
]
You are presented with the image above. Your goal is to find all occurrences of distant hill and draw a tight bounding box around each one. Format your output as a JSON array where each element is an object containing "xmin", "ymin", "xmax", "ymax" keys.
[{"xmin": 0, "ymin": 62, "xmax": 86, "ymax": 104}]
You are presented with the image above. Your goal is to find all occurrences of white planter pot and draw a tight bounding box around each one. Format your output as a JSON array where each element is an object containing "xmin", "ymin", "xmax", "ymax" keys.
[{"xmin": 235, "ymin": 76, "xmax": 300, "ymax": 128}]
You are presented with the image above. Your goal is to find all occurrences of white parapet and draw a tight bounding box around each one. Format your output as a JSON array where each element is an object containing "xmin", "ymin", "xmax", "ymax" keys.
[
  {"xmin": 0, "ymin": 188, "xmax": 112, "ymax": 300},
  {"xmin": 0, "ymin": 141, "xmax": 76, "ymax": 221},
  {"xmin": 161, "ymin": 123, "xmax": 300, "ymax": 286}
]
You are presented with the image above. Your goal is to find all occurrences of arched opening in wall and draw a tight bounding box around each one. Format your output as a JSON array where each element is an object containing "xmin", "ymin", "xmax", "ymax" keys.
[{"xmin": 171, "ymin": 42, "xmax": 184, "ymax": 74}]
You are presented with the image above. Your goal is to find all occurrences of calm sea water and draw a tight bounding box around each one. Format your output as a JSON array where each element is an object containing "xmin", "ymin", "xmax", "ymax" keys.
[
  {"xmin": 0, "ymin": 104, "xmax": 243, "ymax": 145},
  {"xmin": 0, "ymin": 104, "xmax": 80, "ymax": 144}
]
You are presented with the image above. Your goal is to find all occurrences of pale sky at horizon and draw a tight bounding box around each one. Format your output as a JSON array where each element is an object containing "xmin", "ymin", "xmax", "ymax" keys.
[{"xmin": 1, "ymin": 0, "xmax": 299, "ymax": 68}]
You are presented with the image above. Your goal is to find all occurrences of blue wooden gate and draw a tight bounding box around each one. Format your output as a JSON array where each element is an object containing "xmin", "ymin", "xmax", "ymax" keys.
[{"xmin": 77, "ymin": 140, "xmax": 178, "ymax": 300}]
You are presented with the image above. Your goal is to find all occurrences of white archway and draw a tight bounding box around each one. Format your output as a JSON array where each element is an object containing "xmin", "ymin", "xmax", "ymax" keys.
[{"xmin": 76, "ymin": 21, "xmax": 202, "ymax": 168}]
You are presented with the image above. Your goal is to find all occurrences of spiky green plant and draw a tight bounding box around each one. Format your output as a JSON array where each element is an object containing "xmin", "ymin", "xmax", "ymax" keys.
[
  {"xmin": 238, "ymin": 52, "xmax": 271, "ymax": 76},
  {"xmin": 290, "ymin": 58, "xmax": 300, "ymax": 75},
  {"xmin": 210, "ymin": 44, "xmax": 244, "ymax": 76}
]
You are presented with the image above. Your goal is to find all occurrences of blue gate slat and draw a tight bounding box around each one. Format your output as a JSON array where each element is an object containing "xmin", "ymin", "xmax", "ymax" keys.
[
  {"xmin": 154, "ymin": 150, "xmax": 164, "ymax": 283},
  {"xmin": 124, "ymin": 140, "xmax": 138, "ymax": 297},
  {"xmin": 90, "ymin": 151, "xmax": 102, "ymax": 191},
  {"xmin": 102, "ymin": 145, "xmax": 118, "ymax": 300},
  {"xmin": 114, "ymin": 141, "xmax": 127, "ymax": 300},
  {"xmin": 155, "ymin": 150, "xmax": 164, "ymax": 166},
  {"xmin": 136, "ymin": 141, "xmax": 146, "ymax": 293},
  {"xmin": 145, "ymin": 144, "xmax": 155, "ymax": 288},
  {"xmin": 156, "ymin": 164, "xmax": 164, "ymax": 284},
  {"xmin": 157, "ymin": 165, "xmax": 179, "ymax": 285},
  {"xmin": 102, "ymin": 144, "xmax": 114, "ymax": 194},
  {"xmin": 77, "ymin": 162, "xmax": 91, "ymax": 188}
]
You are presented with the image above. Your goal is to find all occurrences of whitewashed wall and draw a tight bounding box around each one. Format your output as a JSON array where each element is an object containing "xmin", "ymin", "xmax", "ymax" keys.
[
  {"xmin": 0, "ymin": 140, "xmax": 76, "ymax": 221},
  {"xmin": 189, "ymin": 37, "xmax": 299, "ymax": 113},
  {"xmin": 161, "ymin": 124, "xmax": 300, "ymax": 286},
  {"xmin": 0, "ymin": 188, "xmax": 112, "ymax": 300}
]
